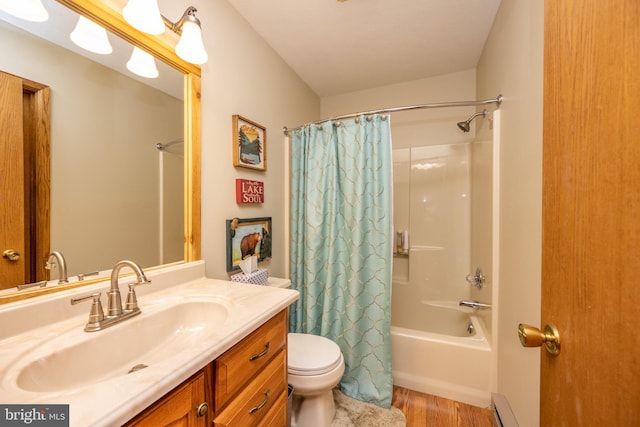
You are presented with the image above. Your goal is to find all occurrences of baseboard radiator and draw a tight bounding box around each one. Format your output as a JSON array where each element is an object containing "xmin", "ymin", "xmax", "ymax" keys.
[{"xmin": 491, "ymin": 393, "xmax": 520, "ymax": 427}]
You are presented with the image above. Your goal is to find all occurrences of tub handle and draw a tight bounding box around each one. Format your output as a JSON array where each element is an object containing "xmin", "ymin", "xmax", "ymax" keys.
[{"xmin": 465, "ymin": 267, "xmax": 486, "ymax": 289}]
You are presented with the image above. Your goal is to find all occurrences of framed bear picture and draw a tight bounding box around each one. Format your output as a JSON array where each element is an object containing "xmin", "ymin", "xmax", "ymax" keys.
[
  {"xmin": 226, "ymin": 217, "xmax": 272, "ymax": 272},
  {"xmin": 232, "ymin": 115, "xmax": 267, "ymax": 171}
]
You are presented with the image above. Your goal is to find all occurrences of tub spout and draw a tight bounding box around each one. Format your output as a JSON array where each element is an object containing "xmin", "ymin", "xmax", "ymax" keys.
[{"xmin": 459, "ymin": 300, "xmax": 492, "ymax": 310}]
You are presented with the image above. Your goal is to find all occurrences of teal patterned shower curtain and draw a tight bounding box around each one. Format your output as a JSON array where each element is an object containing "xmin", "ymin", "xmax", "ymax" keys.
[{"xmin": 289, "ymin": 115, "xmax": 393, "ymax": 408}]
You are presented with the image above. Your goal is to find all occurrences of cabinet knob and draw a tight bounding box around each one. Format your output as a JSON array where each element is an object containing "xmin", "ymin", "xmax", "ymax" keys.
[{"xmin": 196, "ymin": 402, "xmax": 208, "ymax": 417}]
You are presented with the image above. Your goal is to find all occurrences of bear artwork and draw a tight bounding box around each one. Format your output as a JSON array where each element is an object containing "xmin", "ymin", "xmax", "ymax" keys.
[
  {"xmin": 260, "ymin": 227, "xmax": 272, "ymax": 260},
  {"xmin": 240, "ymin": 232, "xmax": 261, "ymax": 259}
]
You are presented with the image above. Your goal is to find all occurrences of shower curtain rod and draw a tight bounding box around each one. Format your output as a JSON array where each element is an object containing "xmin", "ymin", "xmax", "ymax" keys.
[
  {"xmin": 282, "ymin": 94, "xmax": 503, "ymax": 135},
  {"xmin": 156, "ymin": 139, "xmax": 184, "ymax": 150}
]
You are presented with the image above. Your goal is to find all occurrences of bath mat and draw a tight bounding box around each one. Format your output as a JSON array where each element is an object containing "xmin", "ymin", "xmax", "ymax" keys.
[{"xmin": 331, "ymin": 390, "xmax": 406, "ymax": 427}]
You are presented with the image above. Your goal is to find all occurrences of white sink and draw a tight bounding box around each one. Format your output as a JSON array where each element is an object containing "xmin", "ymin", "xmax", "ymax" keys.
[
  {"xmin": 16, "ymin": 299, "xmax": 229, "ymax": 392},
  {"xmin": 0, "ymin": 262, "xmax": 300, "ymax": 427}
]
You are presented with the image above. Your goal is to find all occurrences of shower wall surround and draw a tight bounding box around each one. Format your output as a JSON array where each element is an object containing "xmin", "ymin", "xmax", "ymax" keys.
[{"xmin": 392, "ymin": 143, "xmax": 471, "ymax": 331}]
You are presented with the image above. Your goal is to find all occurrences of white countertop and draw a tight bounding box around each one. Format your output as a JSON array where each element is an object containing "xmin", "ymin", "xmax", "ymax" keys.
[{"xmin": 0, "ymin": 261, "xmax": 299, "ymax": 426}]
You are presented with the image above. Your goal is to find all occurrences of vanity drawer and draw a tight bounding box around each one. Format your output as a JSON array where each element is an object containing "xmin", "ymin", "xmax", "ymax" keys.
[
  {"xmin": 257, "ymin": 391, "xmax": 287, "ymax": 427},
  {"xmin": 214, "ymin": 350, "xmax": 287, "ymax": 427},
  {"xmin": 214, "ymin": 310, "xmax": 287, "ymax": 410}
]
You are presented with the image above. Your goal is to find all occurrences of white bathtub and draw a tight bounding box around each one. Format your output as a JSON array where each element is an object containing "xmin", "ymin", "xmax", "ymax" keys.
[{"xmin": 391, "ymin": 303, "xmax": 492, "ymax": 408}]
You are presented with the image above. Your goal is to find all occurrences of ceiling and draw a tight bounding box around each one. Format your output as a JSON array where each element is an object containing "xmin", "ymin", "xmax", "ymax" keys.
[{"xmin": 226, "ymin": 0, "xmax": 502, "ymax": 97}]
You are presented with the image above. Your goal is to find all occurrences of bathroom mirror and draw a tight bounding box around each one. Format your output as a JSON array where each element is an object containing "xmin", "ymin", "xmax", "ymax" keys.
[{"xmin": 0, "ymin": 0, "xmax": 201, "ymax": 304}]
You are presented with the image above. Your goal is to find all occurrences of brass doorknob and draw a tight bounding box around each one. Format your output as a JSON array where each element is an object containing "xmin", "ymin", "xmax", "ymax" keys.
[
  {"xmin": 518, "ymin": 323, "xmax": 561, "ymax": 355},
  {"xmin": 2, "ymin": 249, "xmax": 20, "ymax": 261}
]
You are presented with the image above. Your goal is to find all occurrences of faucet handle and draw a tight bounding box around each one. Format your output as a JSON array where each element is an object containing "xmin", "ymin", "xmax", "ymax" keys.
[
  {"xmin": 465, "ymin": 267, "xmax": 486, "ymax": 289},
  {"xmin": 125, "ymin": 280, "xmax": 151, "ymax": 311},
  {"xmin": 17, "ymin": 280, "xmax": 47, "ymax": 291},
  {"xmin": 77, "ymin": 271, "xmax": 100, "ymax": 281},
  {"xmin": 71, "ymin": 292, "xmax": 105, "ymax": 329}
]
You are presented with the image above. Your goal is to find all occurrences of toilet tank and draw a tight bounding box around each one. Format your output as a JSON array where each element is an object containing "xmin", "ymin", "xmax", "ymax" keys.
[{"xmin": 267, "ymin": 277, "xmax": 291, "ymax": 289}]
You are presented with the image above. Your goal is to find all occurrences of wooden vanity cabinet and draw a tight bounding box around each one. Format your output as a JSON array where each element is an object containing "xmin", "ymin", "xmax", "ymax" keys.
[
  {"xmin": 213, "ymin": 309, "xmax": 288, "ymax": 427},
  {"xmin": 124, "ymin": 368, "xmax": 210, "ymax": 427},
  {"xmin": 124, "ymin": 309, "xmax": 289, "ymax": 427}
]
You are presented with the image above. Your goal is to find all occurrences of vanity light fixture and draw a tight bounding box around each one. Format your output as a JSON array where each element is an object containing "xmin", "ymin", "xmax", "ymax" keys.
[
  {"xmin": 126, "ymin": 46, "xmax": 159, "ymax": 78},
  {"xmin": 122, "ymin": 1, "xmax": 208, "ymax": 65},
  {"xmin": 0, "ymin": 0, "xmax": 49, "ymax": 22},
  {"xmin": 70, "ymin": 15, "xmax": 113, "ymax": 55},
  {"xmin": 166, "ymin": 7, "xmax": 208, "ymax": 65}
]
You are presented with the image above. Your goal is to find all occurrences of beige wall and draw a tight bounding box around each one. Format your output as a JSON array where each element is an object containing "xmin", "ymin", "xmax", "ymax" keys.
[
  {"xmin": 161, "ymin": 0, "xmax": 320, "ymax": 280},
  {"xmin": 476, "ymin": 1, "xmax": 544, "ymax": 426},
  {"xmin": 321, "ymin": 69, "xmax": 476, "ymax": 124}
]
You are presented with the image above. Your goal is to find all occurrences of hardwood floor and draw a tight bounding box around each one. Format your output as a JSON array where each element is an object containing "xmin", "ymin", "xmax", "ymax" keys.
[{"xmin": 392, "ymin": 386, "xmax": 495, "ymax": 427}]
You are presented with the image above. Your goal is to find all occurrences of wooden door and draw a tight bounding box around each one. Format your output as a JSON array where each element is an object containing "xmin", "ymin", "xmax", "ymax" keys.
[
  {"xmin": 0, "ymin": 71, "xmax": 50, "ymax": 290},
  {"xmin": 541, "ymin": 0, "xmax": 640, "ymax": 425},
  {"xmin": 0, "ymin": 72, "xmax": 26, "ymax": 288}
]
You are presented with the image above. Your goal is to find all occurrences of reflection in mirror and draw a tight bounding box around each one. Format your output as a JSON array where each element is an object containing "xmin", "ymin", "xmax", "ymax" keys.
[{"xmin": 0, "ymin": 0, "xmax": 185, "ymax": 292}]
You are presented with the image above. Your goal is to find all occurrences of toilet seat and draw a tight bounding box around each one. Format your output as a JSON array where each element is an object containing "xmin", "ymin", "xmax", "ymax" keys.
[{"xmin": 288, "ymin": 333, "xmax": 342, "ymax": 376}]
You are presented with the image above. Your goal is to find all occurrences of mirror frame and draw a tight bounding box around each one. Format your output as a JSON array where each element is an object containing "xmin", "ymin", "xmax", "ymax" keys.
[{"xmin": 0, "ymin": 0, "xmax": 201, "ymax": 305}]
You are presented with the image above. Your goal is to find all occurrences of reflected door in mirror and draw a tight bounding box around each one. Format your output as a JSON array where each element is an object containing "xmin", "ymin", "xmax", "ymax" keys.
[
  {"xmin": 0, "ymin": 71, "xmax": 50, "ymax": 290},
  {"xmin": 1, "ymin": 72, "xmax": 27, "ymax": 289}
]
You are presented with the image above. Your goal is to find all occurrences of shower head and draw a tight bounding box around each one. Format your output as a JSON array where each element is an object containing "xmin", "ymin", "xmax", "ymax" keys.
[
  {"xmin": 457, "ymin": 121, "xmax": 471, "ymax": 133},
  {"xmin": 456, "ymin": 110, "xmax": 487, "ymax": 133}
]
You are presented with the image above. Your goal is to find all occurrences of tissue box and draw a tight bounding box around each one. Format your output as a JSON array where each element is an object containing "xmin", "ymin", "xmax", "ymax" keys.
[{"xmin": 230, "ymin": 268, "xmax": 269, "ymax": 285}]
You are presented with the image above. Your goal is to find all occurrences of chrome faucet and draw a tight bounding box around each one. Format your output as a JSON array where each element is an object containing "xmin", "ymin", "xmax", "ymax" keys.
[
  {"xmin": 108, "ymin": 260, "xmax": 151, "ymax": 316},
  {"xmin": 45, "ymin": 251, "xmax": 68, "ymax": 284},
  {"xmin": 71, "ymin": 260, "xmax": 151, "ymax": 332},
  {"xmin": 459, "ymin": 300, "xmax": 492, "ymax": 310}
]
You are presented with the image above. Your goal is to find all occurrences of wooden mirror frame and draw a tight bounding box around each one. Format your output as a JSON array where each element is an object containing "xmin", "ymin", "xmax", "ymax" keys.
[{"xmin": 0, "ymin": 0, "xmax": 201, "ymax": 304}]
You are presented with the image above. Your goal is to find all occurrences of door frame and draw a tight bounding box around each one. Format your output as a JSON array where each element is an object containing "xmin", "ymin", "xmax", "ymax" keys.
[{"xmin": 3, "ymin": 71, "xmax": 51, "ymax": 284}]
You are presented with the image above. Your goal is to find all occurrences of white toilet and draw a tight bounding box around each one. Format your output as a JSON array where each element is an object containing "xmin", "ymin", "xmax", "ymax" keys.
[
  {"xmin": 288, "ymin": 332, "xmax": 345, "ymax": 427},
  {"xmin": 265, "ymin": 278, "xmax": 345, "ymax": 427}
]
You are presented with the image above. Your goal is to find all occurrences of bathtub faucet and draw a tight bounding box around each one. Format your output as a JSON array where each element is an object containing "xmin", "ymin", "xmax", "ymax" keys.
[{"xmin": 459, "ymin": 300, "xmax": 492, "ymax": 310}]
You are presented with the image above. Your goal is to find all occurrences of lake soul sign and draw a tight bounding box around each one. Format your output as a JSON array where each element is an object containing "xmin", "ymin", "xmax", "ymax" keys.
[{"xmin": 236, "ymin": 179, "xmax": 264, "ymax": 204}]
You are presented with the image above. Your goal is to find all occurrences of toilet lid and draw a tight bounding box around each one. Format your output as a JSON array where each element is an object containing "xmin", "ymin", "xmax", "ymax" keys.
[{"xmin": 288, "ymin": 333, "xmax": 343, "ymax": 376}]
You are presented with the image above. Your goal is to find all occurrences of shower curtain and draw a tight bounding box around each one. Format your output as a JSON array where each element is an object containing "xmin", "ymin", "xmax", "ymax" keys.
[{"xmin": 289, "ymin": 115, "xmax": 393, "ymax": 408}]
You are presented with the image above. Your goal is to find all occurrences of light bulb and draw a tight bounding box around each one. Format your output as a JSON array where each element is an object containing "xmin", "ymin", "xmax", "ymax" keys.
[
  {"xmin": 70, "ymin": 16, "xmax": 113, "ymax": 55},
  {"xmin": 0, "ymin": 0, "xmax": 48, "ymax": 22},
  {"xmin": 126, "ymin": 47, "xmax": 159, "ymax": 78},
  {"xmin": 175, "ymin": 20, "xmax": 208, "ymax": 65}
]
